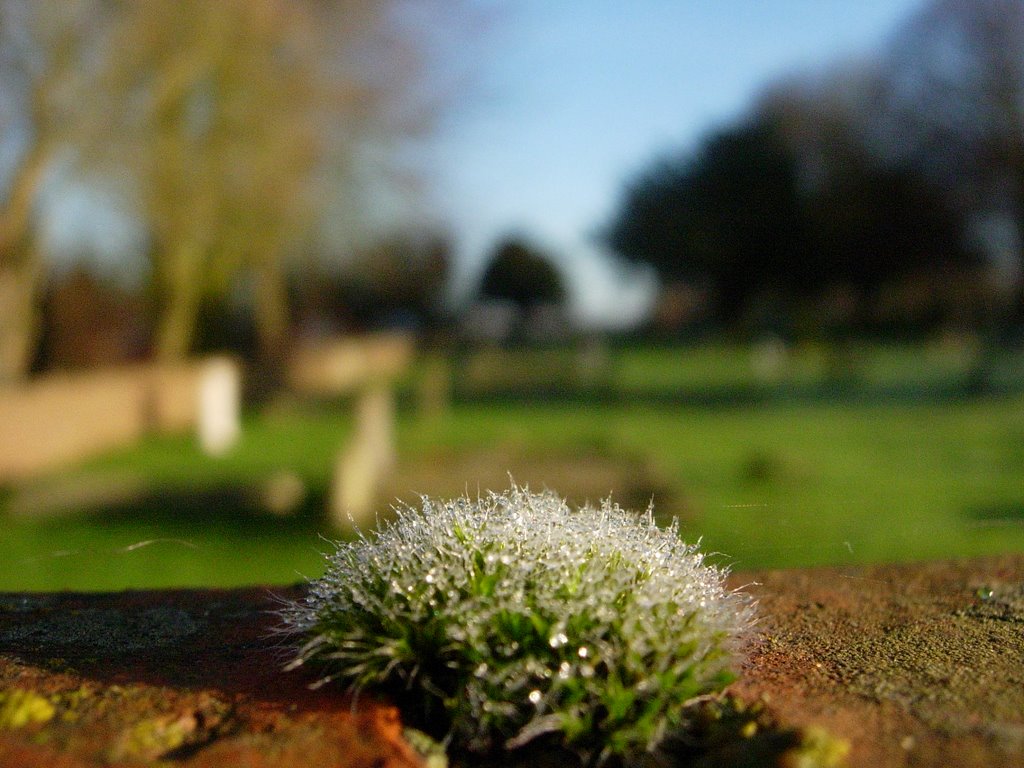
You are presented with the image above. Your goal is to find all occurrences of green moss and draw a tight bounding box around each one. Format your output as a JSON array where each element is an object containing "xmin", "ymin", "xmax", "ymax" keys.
[{"xmin": 284, "ymin": 488, "xmax": 755, "ymax": 762}]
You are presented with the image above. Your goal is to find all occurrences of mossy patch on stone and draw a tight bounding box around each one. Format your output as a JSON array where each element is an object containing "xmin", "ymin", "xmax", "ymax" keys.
[
  {"xmin": 648, "ymin": 695, "xmax": 848, "ymax": 768},
  {"xmin": 0, "ymin": 689, "xmax": 55, "ymax": 729},
  {"xmin": 789, "ymin": 727, "xmax": 851, "ymax": 768},
  {"xmin": 404, "ymin": 728, "xmax": 449, "ymax": 768},
  {"xmin": 967, "ymin": 581, "xmax": 1024, "ymax": 622},
  {"xmin": 108, "ymin": 695, "xmax": 233, "ymax": 762}
]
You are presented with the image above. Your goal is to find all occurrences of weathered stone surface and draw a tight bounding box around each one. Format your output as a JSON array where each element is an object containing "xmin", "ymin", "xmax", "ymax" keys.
[
  {"xmin": 0, "ymin": 587, "xmax": 423, "ymax": 768},
  {"xmin": 728, "ymin": 553, "xmax": 1024, "ymax": 768},
  {"xmin": 0, "ymin": 555, "xmax": 1021, "ymax": 766}
]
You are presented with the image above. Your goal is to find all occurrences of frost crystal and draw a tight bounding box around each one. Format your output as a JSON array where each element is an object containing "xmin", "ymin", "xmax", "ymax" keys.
[{"xmin": 281, "ymin": 486, "xmax": 755, "ymax": 761}]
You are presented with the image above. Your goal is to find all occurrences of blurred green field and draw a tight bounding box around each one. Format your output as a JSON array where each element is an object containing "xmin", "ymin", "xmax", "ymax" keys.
[
  {"xmin": 2, "ymin": 343, "xmax": 1024, "ymax": 591},
  {"xmin": 608, "ymin": 340, "xmax": 983, "ymax": 392}
]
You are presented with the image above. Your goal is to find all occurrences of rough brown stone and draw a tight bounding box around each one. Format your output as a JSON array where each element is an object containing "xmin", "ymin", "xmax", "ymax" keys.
[
  {"xmin": 0, "ymin": 555, "xmax": 1021, "ymax": 767},
  {"xmin": 727, "ymin": 553, "xmax": 1024, "ymax": 768},
  {"xmin": 0, "ymin": 587, "xmax": 423, "ymax": 768}
]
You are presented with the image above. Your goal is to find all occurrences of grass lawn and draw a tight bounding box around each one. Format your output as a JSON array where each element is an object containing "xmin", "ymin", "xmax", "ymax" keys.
[
  {"xmin": 2, "ymin": 345, "xmax": 1023, "ymax": 591},
  {"xmin": 0, "ymin": 404, "xmax": 357, "ymax": 592},
  {"xmin": 608, "ymin": 339, "xmax": 1004, "ymax": 393},
  {"xmin": 404, "ymin": 396, "xmax": 1024, "ymax": 570}
]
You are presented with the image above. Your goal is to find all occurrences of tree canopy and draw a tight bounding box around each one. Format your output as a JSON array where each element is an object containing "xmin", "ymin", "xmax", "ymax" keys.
[
  {"xmin": 0, "ymin": 0, "xmax": 471, "ymax": 378},
  {"xmin": 606, "ymin": 121, "xmax": 814, "ymax": 326},
  {"xmin": 478, "ymin": 236, "xmax": 566, "ymax": 311},
  {"xmin": 605, "ymin": 0, "xmax": 1014, "ymax": 337}
]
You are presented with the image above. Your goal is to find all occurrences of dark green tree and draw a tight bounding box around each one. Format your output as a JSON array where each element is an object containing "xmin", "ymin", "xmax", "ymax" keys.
[
  {"xmin": 606, "ymin": 90, "xmax": 983, "ymax": 336},
  {"xmin": 478, "ymin": 235, "xmax": 566, "ymax": 311},
  {"xmin": 605, "ymin": 120, "xmax": 814, "ymax": 328}
]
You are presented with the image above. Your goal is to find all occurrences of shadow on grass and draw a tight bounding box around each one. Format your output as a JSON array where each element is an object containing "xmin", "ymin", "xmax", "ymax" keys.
[
  {"xmin": 87, "ymin": 483, "xmax": 329, "ymax": 530},
  {"xmin": 1, "ymin": 475, "xmax": 338, "ymax": 590},
  {"xmin": 4, "ymin": 471, "xmax": 331, "ymax": 532},
  {"xmin": 965, "ymin": 501, "xmax": 1024, "ymax": 529},
  {"xmin": 443, "ymin": 376, "xmax": 1024, "ymax": 411}
]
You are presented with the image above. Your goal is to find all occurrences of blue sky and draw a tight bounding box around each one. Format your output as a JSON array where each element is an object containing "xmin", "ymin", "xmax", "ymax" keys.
[
  {"xmin": 1, "ymin": 1, "xmax": 929, "ymax": 327},
  {"xmin": 437, "ymin": 0, "xmax": 927, "ymax": 326}
]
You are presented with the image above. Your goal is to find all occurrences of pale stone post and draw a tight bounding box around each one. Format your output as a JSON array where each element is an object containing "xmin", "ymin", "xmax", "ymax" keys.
[
  {"xmin": 330, "ymin": 384, "xmax": 396, "ymax": 528},
  {"xmin": 197, "ymin": 357, "xmax": 241, "ymax": 456}
]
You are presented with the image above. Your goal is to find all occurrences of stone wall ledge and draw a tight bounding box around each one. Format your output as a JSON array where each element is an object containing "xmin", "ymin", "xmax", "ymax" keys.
[{"xmin": 1, "ymin": 554, "xmax": 1022, "ymax": 767}]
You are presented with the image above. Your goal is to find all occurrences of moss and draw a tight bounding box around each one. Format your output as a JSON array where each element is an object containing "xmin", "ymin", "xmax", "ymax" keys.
[
  {"xmin": 283, "ymin": 487, "xmax": 755, "ymax": 762},
  {"xmin": 0, "ymin": 688, "xmax": 56, "ymax": 729},
  {"xmin": 111, "ymin": 714, "xmax": 197, "ymax": 761}
]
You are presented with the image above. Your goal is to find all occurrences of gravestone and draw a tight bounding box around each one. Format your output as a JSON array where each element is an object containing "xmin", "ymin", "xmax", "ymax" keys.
[
  {"xmin": 197, "ymin": 357, "xmax": 241, "ymax": 457},
  {"xmin": 330, "ymin": 385, "xmax": 395, "ymax": 528}
]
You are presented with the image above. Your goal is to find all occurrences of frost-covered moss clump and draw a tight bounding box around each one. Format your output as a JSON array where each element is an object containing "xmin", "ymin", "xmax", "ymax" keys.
[{"xmin": 282, "ymin": 486, "xmax": 754, "ymax": 762}]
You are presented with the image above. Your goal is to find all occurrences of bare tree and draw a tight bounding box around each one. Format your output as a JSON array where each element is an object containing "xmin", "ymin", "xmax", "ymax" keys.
[
  {"xmin": 74, "ymin": 0, "xmax": 468, "ymax": 366},
  {"xmin": 0, "ymin": 0, "xmax": 106, "ymax": 382},
  {"xmin": 873, "ymin": 0, "xmax": 1024, "ymax": 285},
  {"xmin": 1, "ymin": 0, "xmax": 473, "ymax": 374},
  {"xmin": 85, "ymin": 2, "xmax": 371, "ymax": 362}
]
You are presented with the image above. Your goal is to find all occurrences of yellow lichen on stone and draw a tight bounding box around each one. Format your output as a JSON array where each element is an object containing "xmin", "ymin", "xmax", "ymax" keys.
[
  {"xmin": 0, "ymin": 689, "xmax": 56, "ymax": 729},
  {"xmin": 56, "ymin": 685, "xmax": 95, "ymax": 723},
  {"xmin": 111, "ymin": 713, "xmax": 198, "ymax": 761},
  {"xmin": 782, "ymin": 726, "xmax": 851, "ymax": 768}
]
